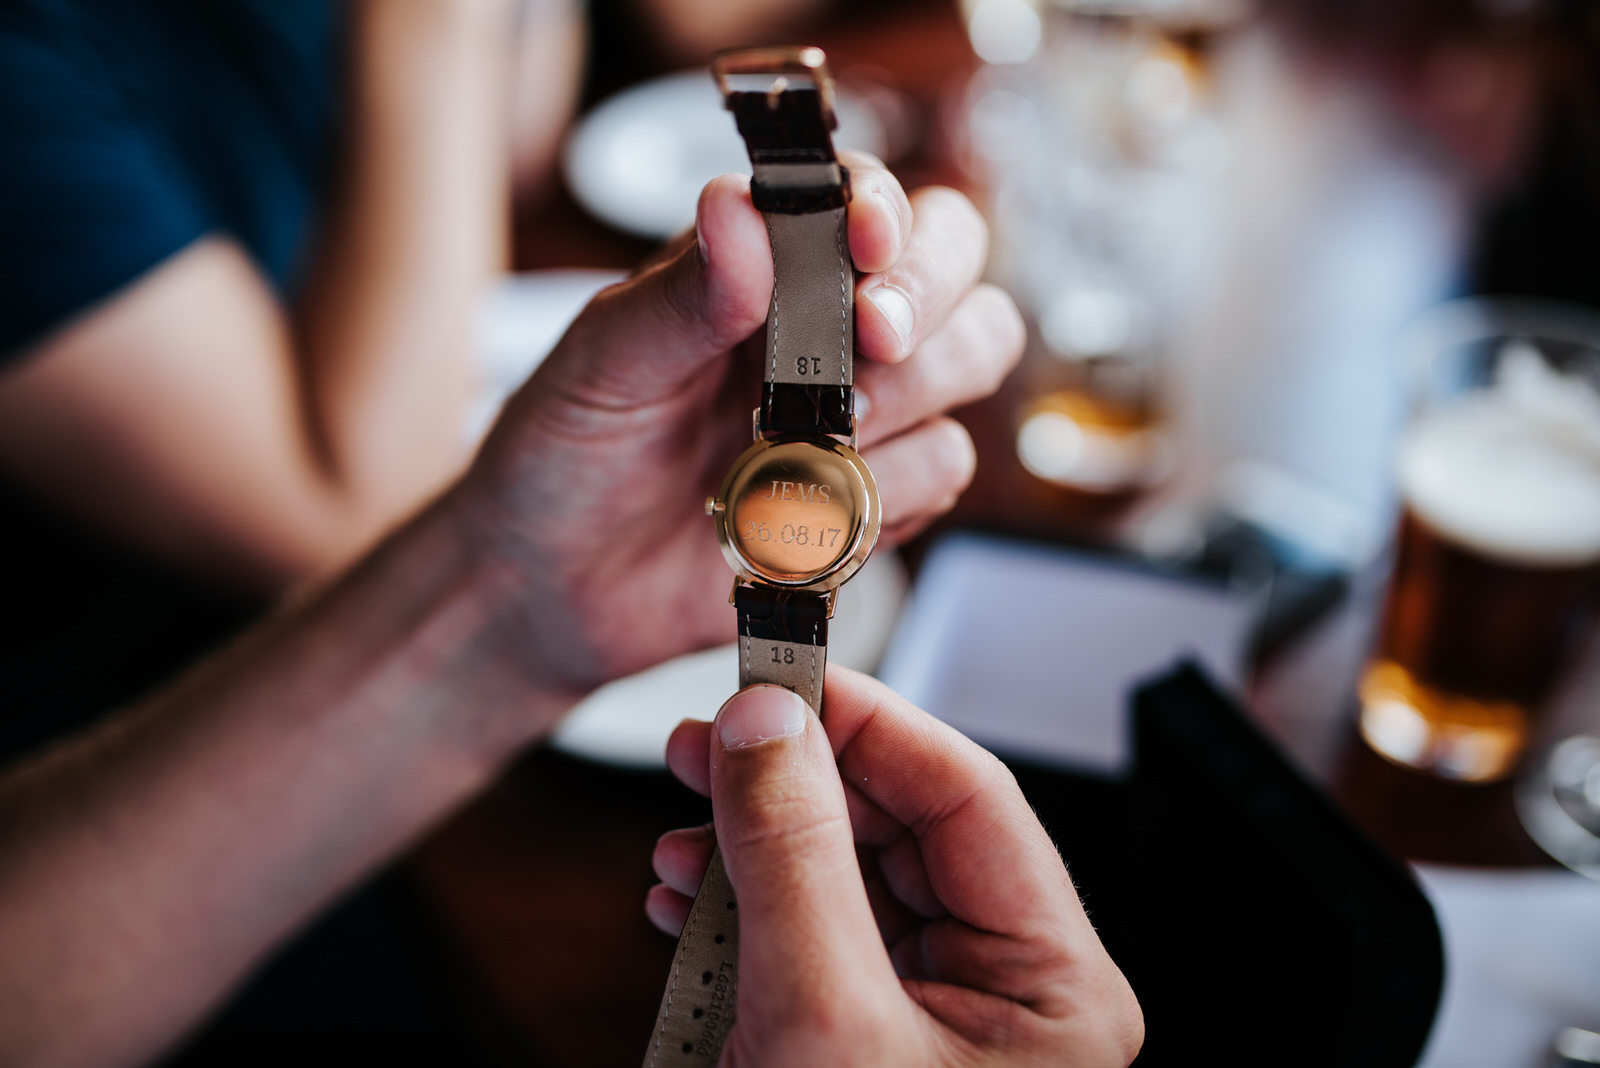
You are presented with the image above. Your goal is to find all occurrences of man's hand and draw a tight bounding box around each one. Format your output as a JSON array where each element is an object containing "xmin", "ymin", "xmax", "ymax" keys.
[
  {"xmin": 647, "ymin": 668, "xmax": 1144, "ymax": 1067},
  {"xmin": 460, "ymin": 157, "xmax": 1023, "ymax": 690}
]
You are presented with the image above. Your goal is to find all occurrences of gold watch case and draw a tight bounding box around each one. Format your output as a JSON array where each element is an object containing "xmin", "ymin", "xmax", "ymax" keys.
[{"xmin": 707, "ymin": 434, "xmax": 879, "ymax": 592}]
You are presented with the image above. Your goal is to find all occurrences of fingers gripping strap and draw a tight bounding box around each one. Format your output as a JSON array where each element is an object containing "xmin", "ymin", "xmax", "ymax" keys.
[{"xmin": 643, "ymin": 589, "xmax": 829, "ymax": 1068}]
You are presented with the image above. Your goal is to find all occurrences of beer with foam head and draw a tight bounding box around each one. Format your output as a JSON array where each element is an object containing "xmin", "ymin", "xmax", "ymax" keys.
[{"xmin": 1360, "ymin": 345, "xmax": 1600, "ymax": 782}]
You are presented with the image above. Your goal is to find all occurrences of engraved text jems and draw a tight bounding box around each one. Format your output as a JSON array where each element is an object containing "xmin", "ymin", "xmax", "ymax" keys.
[{"xmin": 760, "ymin": 480, "xmax": 832, "ymax": 504}]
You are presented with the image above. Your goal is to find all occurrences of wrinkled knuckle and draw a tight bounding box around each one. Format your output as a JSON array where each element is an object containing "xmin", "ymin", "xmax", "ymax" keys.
[
  {"xmin": 1114, "ymin": 977, "xmax": 1145, "ymax": 1063},
  {"xmin": 724, "ymin": 789, "xmax": 846, "ymax": 853},
  {"xmin": 946, "ymin": 299, "xmax": 989, "ymax": 354},
  {"xmin": 983, "ymin": 284, "xmax": 1028, "ymax": 367},
  {"xmin": 940, "ymin": 288, "xmax": 1018, "ymax": 391},
  {"xmin": 923, "ymin": 185, "xmax": 988, "ymax": 250},
  {"xmin": 1119, "ymin": 1019, "xmax": 1146, "ymax": 1065},
  {"xmin": 967, "ymin": 741, "xmax": 1014, "ymax": 786},
  {"xmin": 782, "ymin": 993, "xmax": 889, "ymax": 1059},
  {"xmin": 661, "ymin": 256, "xmax": 712, "ymax": 330},
  {"xmin": 978, "ymin": 747, "xmax": 1031, "ymax": 805},
  {"xmin": 937, "ymin": 420, "xmax": 977, "ymax": 485},
  {"xmin": 1078, "ymin": 1027, "xmax": 1141, "ymax": 1068},
  {"xmin": 917, "ymin": 183, "xmax": 975, "ymax": 217},
  {"xmin": 1063, "ymin": 966, "xmax": 1144, "ymax": 1066}
]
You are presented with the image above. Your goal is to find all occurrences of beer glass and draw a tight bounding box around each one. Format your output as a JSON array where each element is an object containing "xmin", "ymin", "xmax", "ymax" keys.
[
  {"xmin": 960, "ymin": 0, "xmax": 1238, "ymax": 497},
  {"xmin": 1358, "ymin": 300, "xmax": 1600, "ymax": 783},
  {"xmin": 1518, "ymin": 733, "xmax": 1600, "ymax": 879}
]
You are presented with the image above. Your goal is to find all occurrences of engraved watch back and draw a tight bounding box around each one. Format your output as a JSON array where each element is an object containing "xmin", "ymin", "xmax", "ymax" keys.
[{"xmin": 714, "ymin": 436, "xmax": 878, "ymax": 589}]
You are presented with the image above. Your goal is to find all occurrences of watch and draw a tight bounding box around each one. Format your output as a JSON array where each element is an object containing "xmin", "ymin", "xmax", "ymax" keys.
[{"xmin": 642, "ymin": 46, "xmax": 880, "ymax": 1068}]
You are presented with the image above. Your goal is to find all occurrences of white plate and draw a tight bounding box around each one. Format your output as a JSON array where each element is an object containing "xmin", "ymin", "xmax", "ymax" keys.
[
  {"xmin": 564, "ymin": 68, "xmax": 888, "ymax": 240},
  {"xmin": 550, "ymin": 552, "xmax": 908, "ymax": 768}
]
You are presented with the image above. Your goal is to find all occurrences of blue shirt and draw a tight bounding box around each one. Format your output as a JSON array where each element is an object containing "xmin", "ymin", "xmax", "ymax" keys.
[
  {"xmin": 0, "ymin": 9, "xmax": 497, "ymax": 1058},
  {"xmin": 0, "ymin": 0, "xmax": 339, "ymax": 360}
]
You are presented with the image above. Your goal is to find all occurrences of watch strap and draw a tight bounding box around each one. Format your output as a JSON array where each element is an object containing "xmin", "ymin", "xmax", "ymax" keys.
[
  {"xmin": 646, "ymin": 50, "xmax": 850, "ymax": 1068},
  {"xmin": 642, "ymin": 847, "xmax": 739, "ymax": 1067},
  {"xmin": 723, "ymin": 64, "xmax": 856, "ymax": 441},
  {"xmin": 734, "ymin": 584, "xmax": 830, "ymax": 708},
  {"xmin": 761, "ymin": 207, "xmax": 854, "ymax": 439},
  {"xmin": 642, "ymin": 588, "xmax": 830, "ymax": 1068}
]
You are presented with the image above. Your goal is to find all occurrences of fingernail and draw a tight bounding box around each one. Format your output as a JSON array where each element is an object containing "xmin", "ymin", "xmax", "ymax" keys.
[
  {"xmin": 717, "ymin": 686, "xmax": 808, "ymax": 749},
  {"xmin": 865, "ymin": 284, "xmax": 914, "ymax": 354},
  {"xmin": 853, "ymin": 390, "xmax": 871, "ymax": 430},
  {"xmin": 696, "ymin": 226, "xmax": 710, "ymax": 267}
]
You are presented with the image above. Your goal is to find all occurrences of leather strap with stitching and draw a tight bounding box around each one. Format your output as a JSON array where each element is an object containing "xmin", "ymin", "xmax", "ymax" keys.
[
  {"xmin": 642, "ymin": 590, "xmax": 830, "ymax": 1068},
  {"xmin": 643, "ymin": 54, "xmax": 849, "ymax": 1068},
  {"xmin": 726, "ymin": 85, "xmax": 855, "ymax": 440},
  {"xmin": 734, "ymin": 584, "xmax": 830, "ymax": 710}
]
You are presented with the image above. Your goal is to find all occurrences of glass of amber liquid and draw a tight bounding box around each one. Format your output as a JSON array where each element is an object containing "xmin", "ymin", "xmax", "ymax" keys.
[{"xmin": 1359, "ymin": 301, "xmax": 1600, "ymax": 783}]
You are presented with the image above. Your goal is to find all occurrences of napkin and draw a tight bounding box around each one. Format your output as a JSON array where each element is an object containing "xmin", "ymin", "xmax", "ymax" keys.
[
  {"xmin": 878, "ymin": 533, "xmax": 1255, "ymax": 775},
  {"xmin": 1414, "ymin": 863, "xmax": 1600, "ymax": 1068}
]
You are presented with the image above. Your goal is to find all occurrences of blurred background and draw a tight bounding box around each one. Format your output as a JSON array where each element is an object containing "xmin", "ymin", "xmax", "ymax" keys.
[{"xmin": 4, "ymin": 0, "xmax": 1600, "ymax": 1064}]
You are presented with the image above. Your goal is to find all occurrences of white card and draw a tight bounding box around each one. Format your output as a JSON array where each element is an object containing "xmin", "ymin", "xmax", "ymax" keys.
[{"xmin": 878, "ymin": 534, "xmax": 1254, "ymax": 776}]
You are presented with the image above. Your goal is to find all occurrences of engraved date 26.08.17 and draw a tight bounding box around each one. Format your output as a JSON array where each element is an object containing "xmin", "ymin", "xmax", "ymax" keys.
[{"xmin": 739, "ymin": 522, "xmax": 842, "ymax": 547}]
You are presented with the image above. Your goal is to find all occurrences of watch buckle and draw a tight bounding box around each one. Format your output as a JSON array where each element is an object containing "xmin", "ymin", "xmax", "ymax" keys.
[{"xmin": 711, "ymin": 46, "xmax": 836, "ymax": 128}]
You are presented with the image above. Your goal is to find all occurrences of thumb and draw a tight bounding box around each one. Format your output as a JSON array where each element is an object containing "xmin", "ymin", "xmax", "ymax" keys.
[
  {"xmin": 546, "ymin": 174, "xmax": 772, "ymax": 409},
  {"xmin": 710, "ymin": 686, "xmax": 898, "ymax": 1037}
]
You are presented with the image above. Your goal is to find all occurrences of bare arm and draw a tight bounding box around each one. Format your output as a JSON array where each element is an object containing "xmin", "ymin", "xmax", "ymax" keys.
[
  {"xmin": 0, "ymin": 164, "xmax": 1021, "ymax": 1068},
  {"xmin": 0, "ymin": 0, "xmax": 520, "ymax": 590},
  {"xmin": 508, "ymin": 0, "xmax": 588, "ymax": 201},
  {"xmin": 0, "ymin": 496, "xmax": 555, "ymax": 1068}
]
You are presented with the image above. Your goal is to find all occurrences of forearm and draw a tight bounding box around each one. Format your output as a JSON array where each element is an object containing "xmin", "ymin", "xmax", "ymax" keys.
[
  {"xmin": 296, "ymin": 0, "xmax": 515, "ymax": 550},
  {"xmin": 508, "ymin": 0, "xmax": 587, "ymax": 201},
  {"xmin": 0, "ymin": 493, "xmax": 564, "ymax": 1068}
]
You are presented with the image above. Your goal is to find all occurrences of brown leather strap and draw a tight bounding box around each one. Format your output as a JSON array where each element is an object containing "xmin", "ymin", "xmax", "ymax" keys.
[
  {"xmin": 644, "ymin": 53, "xmax": 849, "ymax": 1068},
  {"xmin": 761, "ymin": 207, "xmax": 853, "ymax": 439},
  {"xmin": 642, "ymin": 588, "xmax": 830, "ymax": 1068},
  {"xmin": 735, "ymin": 585, "xmax": 830, "ymax": 710},
  {"xmin": 642, "ymin": 849, "xmax": 740, "ymax": 1067},
  {"xmin": 727, "ymin": 79, "xmax": 855, "ymax": 441}
]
